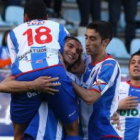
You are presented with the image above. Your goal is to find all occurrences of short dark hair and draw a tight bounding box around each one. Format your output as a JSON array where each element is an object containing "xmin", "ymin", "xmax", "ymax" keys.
[
  {"xmin": 24, "ymin": 0, "xmax": 47, "ymax": 20},
  {"xmin": 87, "ymin": 20, "xmax": 113, "ymax": 41},
  {"xmin": 129, "ymin": 49, "xmax": 140, "ymax": 67}
]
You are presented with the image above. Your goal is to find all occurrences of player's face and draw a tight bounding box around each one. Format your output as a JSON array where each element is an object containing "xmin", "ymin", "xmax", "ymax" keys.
[
  {"xmin": 63, "ymin": 39, "xmax": 82, "ymax": 67},
  {"xmin": 129, "ymin": 55, "xmax": 140, "ymax": 80},
  {"xmin": 85, "ymin": 29, "xmax": 106, "ymax": 57}
]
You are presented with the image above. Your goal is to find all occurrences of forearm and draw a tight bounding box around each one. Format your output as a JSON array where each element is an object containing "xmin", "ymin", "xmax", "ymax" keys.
[
  {"xmin": 72, "ymin": 81, "xmax": 101, "ymax": 104},
  {"xmin": 0, "ymin": 80, "xmax": 34, "ymax": 93},
  {"xmin": 0, "ymin": 76, "xmax": 61, "ymax": 94}
]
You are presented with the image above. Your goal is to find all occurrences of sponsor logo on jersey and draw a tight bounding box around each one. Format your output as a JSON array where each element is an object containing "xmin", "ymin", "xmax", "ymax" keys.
[
  {"xmin": 18, "ymin": 46, "xmax": 58, "ymax": 61},
  {"xmin": 27, "ymin": 91, "xmax": 41, "ymax": 98},
  {"xmin": 131, "ymin": 88, "xmax": 140, "ymax": 92},
  {"xmin": 119, "ymin": 109, "xmax": 139, "ymax": 117},
  {"xmin": 103, "ymin": 63, "xmax": 114, "ymax": 67},
  {"xmin": 119, "ymin": 92, "xmax": 126, "ymax": 94},
  {"xmin": 18, "ymin": 47, "xmax": 47, "ymax": 61},
  {"xmin": 68, "ymin": 110, "xmax": 76, "ymax": 117}
]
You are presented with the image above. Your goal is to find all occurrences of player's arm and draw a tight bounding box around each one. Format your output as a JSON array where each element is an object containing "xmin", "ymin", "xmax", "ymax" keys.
[
  {"xmin": 72, "ymin": 81, "xmax": 101, "ymax": 104},
  {"xmin": 111, "ymin": 112, "xmax": 121, "ymax": 130},
  {"xmin": 73, "ymin": 61, "xmax": 118, "ymax": 104},
  {"xmin": 0, "ymin": 76, "xmax": 61, "ymax": 94}
]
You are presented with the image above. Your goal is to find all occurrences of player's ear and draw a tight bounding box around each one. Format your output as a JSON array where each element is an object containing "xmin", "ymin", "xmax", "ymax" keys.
[
  {"xmin": 103, "ymin": 38, "xmax": 110, "ymax": 48},
  {"xmin": 24, "ymin": 14, "xmax": 29, "ymax": 22}
]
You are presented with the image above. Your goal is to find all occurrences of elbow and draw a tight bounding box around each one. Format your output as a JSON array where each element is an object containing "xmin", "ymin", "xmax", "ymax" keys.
[
  {"xmin": 83, "ymin": 96, "xmax": 95, "ymax": 105},
  {"xmin": 82, "ymin": 91, "xmax": 100, "ymax": 105}
]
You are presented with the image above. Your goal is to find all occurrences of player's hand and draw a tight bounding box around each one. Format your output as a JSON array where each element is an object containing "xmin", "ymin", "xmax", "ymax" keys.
[
  {"xmin": 32, "ymin": 76, "xmax": 61, "ymax": 95},
  {"xmin": 111, "ymin": 112, "xmax": 121, "ymax": 130},
  {"xmin": 118, "ymin": 96, "xmax": 139, "ymax": 110}
]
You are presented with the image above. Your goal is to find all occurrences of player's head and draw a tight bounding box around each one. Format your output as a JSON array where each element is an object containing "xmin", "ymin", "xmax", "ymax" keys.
[
  {"xmin": 24, "ymin": 0, "xmax": 47, "ymax": 22},
  {"xmin": 87, "ymin": 20, "xmax": 113, "ymax": 42},
  {"xmin": 85, "ymin": 20, "xmax": 113, "ymax": 57},
  {"xmin": 129, "ymin": 49, "xmax": 140, "ymax": 80},
  {"xmin": 63, "ymin": 36, "xmax": 83, "ymax": 71}
]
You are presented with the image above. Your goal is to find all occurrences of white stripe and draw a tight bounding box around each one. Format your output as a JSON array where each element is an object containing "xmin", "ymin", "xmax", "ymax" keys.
[
  {"xmin": 0, "ymin": 137, "xmax": 13, "ymax": 140},
  {"xmin": 36, "ymin": 102, "xmax": 48, "ymax": 140},
  {"xmin": 56, "ymin": 121, "xmax": 63, "ymax": 140},
  {"xmin": 120, "ymin": 118, "xmax": 126, "ymax": 139},
  {"xmin": 138, "ymin": 123, "xmax": 140, "ymax": 140}
]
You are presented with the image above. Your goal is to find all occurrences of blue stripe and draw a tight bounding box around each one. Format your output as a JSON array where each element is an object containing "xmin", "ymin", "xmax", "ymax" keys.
[
  {"xmin": 124, "ymin": 118, "xmax": 139, "ymax": 140},
  {"xmin": 31, "ymin": 46, "xmax": 48, "ymax": 70},
  {"xmin": 11, "ymin": 58, "xmax": 21, "ymax": 76},
  {"xmin": 58, "ymin": 24, "xmax": 68, "ymax": 54},
  {"xmin": 24, "ymin": 111, "xmax": 40, "ymax": 140}
]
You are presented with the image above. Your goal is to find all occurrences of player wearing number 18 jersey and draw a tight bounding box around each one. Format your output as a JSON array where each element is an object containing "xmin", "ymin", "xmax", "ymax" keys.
[{"xmin": 7, "ymin": 0, "xmax": 80, "ymax": 140}]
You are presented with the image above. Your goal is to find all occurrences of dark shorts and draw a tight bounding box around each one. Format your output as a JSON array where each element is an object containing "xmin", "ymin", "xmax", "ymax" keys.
[{"xmin": 22, "ymin": 134, "xmax": 34, "ymax": 140}]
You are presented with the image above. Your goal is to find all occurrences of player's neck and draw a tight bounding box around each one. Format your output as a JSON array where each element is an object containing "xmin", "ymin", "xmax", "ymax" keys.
[
  {"xmin": 130, "ymin": 79, "xmax": 140, "ymax": 87},
  {"xmin": 91, "ymin": 52, "xmax": 107, "ymax": 64}
]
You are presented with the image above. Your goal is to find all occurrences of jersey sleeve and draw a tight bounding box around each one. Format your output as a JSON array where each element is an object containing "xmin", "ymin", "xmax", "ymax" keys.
[
  {"xmin": 7, "ymin": 31, "xmax": 18, "ymax": 64},
  {"xmin": 91, "ymin": 60, "xmax": 120, "ymax": 95},
  {"xmin": 58, "ymin": 24, "xmax": 70, "ymax": 54}
]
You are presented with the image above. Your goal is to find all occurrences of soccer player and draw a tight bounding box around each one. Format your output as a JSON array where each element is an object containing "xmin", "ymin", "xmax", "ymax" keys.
[
  {"xmin": 7, "ymin": 0, "xmax": 80, "ymax": 140},
  {"xmin": 1, "ymin": 35, "xmax": 120, "ymax": 140},
  {"xmin": 0, "ymin": 36, "xmax": 84, "ymax": 140},
  {"xmin": 118, "ymin": 50, "xmax": 140, "ymax": 140},
  {"xmin": 72, "ymin": 21, "xmax": 122, "ymax": 140},
  {"xmin": 23, "ymin": 36, "xmax": 84, "ymax": 140}
]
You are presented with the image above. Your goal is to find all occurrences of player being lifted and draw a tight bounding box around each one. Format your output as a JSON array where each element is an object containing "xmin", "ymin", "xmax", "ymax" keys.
[{"xmin": 7, "ymin": 0, "xmax": 81, "ymax": 140}]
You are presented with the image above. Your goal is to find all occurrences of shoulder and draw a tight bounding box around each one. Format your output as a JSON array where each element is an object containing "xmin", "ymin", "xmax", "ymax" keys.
[
  {"xmin": 10, "ymin": 23, "xmax": 27, "ymax": 33},
  {"xmin": 66, "ymin": 71, "xmax": 80, "ymax": 85},
  {"xmin": 45, "ymin": 20, "xmax": 63, "ymax": 27},
  {"xmin": 119, "ymin": 81, "xmax": 129, "ymax": 91},
  {"xmin": 102, "ymin": 57, "xmax": 120, "ymax": 71}
]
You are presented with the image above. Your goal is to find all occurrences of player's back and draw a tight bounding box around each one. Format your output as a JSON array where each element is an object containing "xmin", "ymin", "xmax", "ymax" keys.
[{"xmin": 7, "ymin": 19, "xmax": 68, "ymax": 76}]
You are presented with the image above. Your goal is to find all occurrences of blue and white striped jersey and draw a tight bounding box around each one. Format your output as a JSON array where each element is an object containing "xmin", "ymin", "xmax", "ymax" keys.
[
  {"xmin": 24, "ymin": 102, "xmax": 65, "ymax": 140},
  {"xmin": 24, "ymin": 72, "xmax": 80, "ymax": 140},
  {"xmin": 118, "ymin": 81, "xmax": 140, "ymax": 140},
  {"xmin": 7, "ymin": 19, "xmax": 69, "ymax": 77},
  {"xmin": 80, "ymin": 55, "xmax": 122, "ymax": 140}
]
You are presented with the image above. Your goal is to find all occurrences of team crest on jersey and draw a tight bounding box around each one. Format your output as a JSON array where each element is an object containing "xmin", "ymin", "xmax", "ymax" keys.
[
  {"xmin": 93, "ymin": 79, "xmax": 106, "ymax": 86},
  {"xmin": 92, "ymin": 79, "xmax": 106, "ymax": 92}
]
